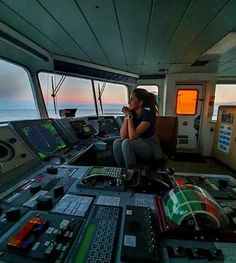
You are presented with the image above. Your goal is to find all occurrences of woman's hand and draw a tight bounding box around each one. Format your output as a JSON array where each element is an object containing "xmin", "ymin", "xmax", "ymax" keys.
[{"xmin": 122, "ymin": 106, "xmax": 132, "ymax": 116}]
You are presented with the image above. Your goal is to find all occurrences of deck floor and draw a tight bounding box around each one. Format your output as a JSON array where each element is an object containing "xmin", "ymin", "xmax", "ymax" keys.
[
  {"xmin": 167, "ymin": 157, "xmax": 236, "ymax": 177},
  {"xmin": 97, "ymin": 148, "xmax": 236, "ymax": 178}
]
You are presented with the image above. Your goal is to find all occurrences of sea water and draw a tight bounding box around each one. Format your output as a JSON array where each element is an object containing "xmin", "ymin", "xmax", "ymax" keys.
[{"xmin": 0, "ymin": 105, "xmax": 123, "ymax": 122}]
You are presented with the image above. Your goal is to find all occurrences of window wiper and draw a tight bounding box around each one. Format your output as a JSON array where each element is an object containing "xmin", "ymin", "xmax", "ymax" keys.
[
  {"xmin": 51, "ymin": 75, "xmax": 66, "ymax": 114},
  {"xmin": 98, "ymin": 82, "xmax": 106, "ymax": 115}
]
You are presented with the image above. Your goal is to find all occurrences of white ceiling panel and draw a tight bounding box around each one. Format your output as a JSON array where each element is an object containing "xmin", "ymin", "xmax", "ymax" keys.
[
  {"xmin": 1, "ymin": 0, "xmax": 90, "ymax": 60},
  {"xmin": 0, "ymin": 0, "xmax": 236, "ymax": 77},
  {"xmin": 181, "ymin": 0, "xmax": 236, "ymax": 64},
  {"xmin": 77, "ymin": 0, "xmax": 127, "ymax": 71},
  {"xmin": 161, "ymin": 0, "xmax": 229, "ymax": 64},
  {"xmin": 144, "ymin": 0, "xmax": 190, "ymax": 65},
  {"xmin": 115, "ymin": 0, "xmax": 152, "ymax": 74},
  {"xmin": 0, "ymin": 1, "xmax": 69, "ymax": 56},
  {"xmin": 38, "ymin": 0, "xmax": 110, "ymax": 66}
]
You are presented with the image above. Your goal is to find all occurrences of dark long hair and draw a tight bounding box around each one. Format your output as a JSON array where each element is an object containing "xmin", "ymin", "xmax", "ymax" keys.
[{"xmin": 132, "ymin": 88, "xmax": 159, "ymax": 120}]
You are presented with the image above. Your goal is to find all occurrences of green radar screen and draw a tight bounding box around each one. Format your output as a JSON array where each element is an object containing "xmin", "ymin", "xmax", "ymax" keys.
[{"xmin": 22, "ymin": 122, "xmax": 67, "ymax": 159}]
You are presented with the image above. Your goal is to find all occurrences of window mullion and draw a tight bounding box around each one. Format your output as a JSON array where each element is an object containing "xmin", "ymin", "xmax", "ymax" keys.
[{"xmin": 91, "ymin": 79, "xmax": 99, "ymax": 116}]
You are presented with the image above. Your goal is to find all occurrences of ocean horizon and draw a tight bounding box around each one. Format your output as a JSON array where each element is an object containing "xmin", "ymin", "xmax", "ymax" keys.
[
  {"xmin": 0, "ymin": 102, "xmax": 233, "ymax": 122},
  {"xmin": 0, "ymin": 106, "xmax": 124, "ymax": 122}
]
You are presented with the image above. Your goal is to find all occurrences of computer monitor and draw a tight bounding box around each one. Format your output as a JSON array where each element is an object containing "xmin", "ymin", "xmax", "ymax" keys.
[{"xmin": 12, "ymin": 119, "xmax": 68, "ymax": 159}]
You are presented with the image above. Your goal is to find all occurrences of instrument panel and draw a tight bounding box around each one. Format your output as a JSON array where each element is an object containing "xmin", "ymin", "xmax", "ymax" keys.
[
  {"xmin": 10, "ymin": 119, "xmax": 69, "ymax": 160},
  {"xmin": 1, "ymin": 120, "xmax": 236, "ymax": 262},
  {"xmin": 0, "ymin": 162, "xmax": 236, "ymax": 262}
]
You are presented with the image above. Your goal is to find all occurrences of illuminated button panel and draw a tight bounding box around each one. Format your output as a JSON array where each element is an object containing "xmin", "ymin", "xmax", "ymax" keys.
[
  {"xmin": 7, "ymin": 217, "xmax": 48, "ymax": 251},
  {"xmin": 0, "ymin": 212, "xmax": 82, "ymax": 263},
  {"xmin": 72, "ymin": 205, "xmax": 121, "ymax": 263}
]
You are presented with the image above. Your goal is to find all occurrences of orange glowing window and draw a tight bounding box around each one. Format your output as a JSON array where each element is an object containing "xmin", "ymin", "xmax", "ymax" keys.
[{"xmin": 176, "ymin": 89, "xmax": 198, "ymax": 115}]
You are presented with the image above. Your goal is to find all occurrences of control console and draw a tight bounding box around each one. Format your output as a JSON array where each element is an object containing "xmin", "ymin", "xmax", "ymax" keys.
[
  {"xmin": 0, "ymin": 211, "xmax": 83, "ymax": 263},
  {"xmin": 77, "ymin": 166, "xmax": 125, "ymax": 191},
  {"xmin": 1, "ymin": 142, "xmax": 236, "ymax": 263},
  {"xmin": 88, "ymin": 116, "xmax": 120, "ymax": 140}
]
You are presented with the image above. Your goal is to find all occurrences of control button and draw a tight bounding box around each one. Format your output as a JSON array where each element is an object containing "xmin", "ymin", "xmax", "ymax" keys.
[
  {"xmin": 203, "ymin": 249, "xmax": 213, "ymax": 261},
  {"xmin": 53, "ymin": 185, "xmax": 64, "ymax": 197},
  {"xmin": 99, "ymin": 244, "xmax": 105, "ymax": 250},
  {"xmin": 20, "ymin": 153, "xmax": 27, "ymax": 158},
  {"xmin": 6, "ymin": 207, "xmax": 21, "ymax": 221},
  {"xmin": 92, "ymin": 243, "xmax": 99, "ymax": 249},
  {"xmin": 175, "ymin": 246, "xmax": 185, "ymax": 256},
  {"xmin": 149, "ymin": 245, "xmax": 155, "ymax": 254},
  {"xmin": 185, "ymin": 248, "xmax": 194, "ymax": 260},
  {"xmin": 30, "ymin": 182, "xmax": 42, "ymax": 194},
  {"xmin": 166, "ymin": 246, "xmax": 175, "ymax": 258},
  {"xmin": 44, "ymin": 243, "xmax": 54, "ymax": 258},
  {"xmin": 104, "ymin": 252, "xmax": 111, "ymax": 260},
  {"xmin": 97, "ymin": 251, "xmax": 104, "ymax": 258},
  {"xmin": 47, "ymin": 166, "xmax": 58, "ymax": 175},
  {"xmin": 55, "ymin": 231, "xmax": 63, "ymax": 242},
  {"xmin": 106, "ymin": 245, "xmax": 112, "ymax": 251},
  {"xmin": 59, "ymin": 219, "xmax": 70, "ymax": 231},
  {"xmin": 218, "ymin": 179, "xmax": 228, "ymax": 189},
  {"xmin": 89, "ymin": 250, "xmax": 97, "ymax": 258},
  {"xmin": 214, "ymin": 249, "xmax": 223, "ymax": 258},
  {"xmin": 36, "ymin": 195, "xmax": 53, "ymax": 210},
  {"xmin": 194, "ymin": 248, "xmax": 204, "ymax": 257},
  {"xmin": 198, "ymin": 177, "xmax": 205, "ymax": 182},
  {"xmin": 8, "ymin": 138, "xmax": 17, "ymax": 144},
  {"xmin": 94, "ymin": 236, "xmax": 101, "ymax": 243},
  {"xmin": 33, "ymin": 221, "xmax": 49, "ymax": 236}
]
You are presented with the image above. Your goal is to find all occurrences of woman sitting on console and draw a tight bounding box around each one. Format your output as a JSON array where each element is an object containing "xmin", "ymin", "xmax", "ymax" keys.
[{"xmin": 113, "ymin": 88, "xmax": 162, "ymax": 169}]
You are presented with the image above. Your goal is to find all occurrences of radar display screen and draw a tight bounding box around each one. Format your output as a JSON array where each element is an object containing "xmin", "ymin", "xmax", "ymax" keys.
[{"xmin": 13, "ymin": 120, "xmax": 68, "ymax": 159}]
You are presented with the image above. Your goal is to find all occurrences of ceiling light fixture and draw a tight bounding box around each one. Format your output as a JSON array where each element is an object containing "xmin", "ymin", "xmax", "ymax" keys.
[{"xmin": 203, "ymin": 32, "xmax": 236, "ymax": 55}]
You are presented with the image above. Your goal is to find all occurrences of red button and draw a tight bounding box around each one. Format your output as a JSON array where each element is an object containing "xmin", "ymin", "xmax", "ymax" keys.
[{"xmin": 176, "ymin": 179, "xmax": 185, "ymax": 186}]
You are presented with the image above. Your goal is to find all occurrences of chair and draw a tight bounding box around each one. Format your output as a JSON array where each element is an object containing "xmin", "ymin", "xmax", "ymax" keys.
[
  {"xmin": 155, "ymin": 116, "xmax": 178, "ymax": 160},
  {"xmin": 137, "ymin": 116, "xmax": 178, "ymax": 170}
]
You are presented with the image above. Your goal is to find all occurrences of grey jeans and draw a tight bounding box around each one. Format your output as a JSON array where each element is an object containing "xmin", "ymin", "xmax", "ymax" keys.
[{"xmin": 113, "ymin": 134, "xmax": 162, "ymax": 169}]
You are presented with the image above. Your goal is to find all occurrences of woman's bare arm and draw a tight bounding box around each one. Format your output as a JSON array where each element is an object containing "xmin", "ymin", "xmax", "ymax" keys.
[
  {"xmin": 127, "ymin": 119, "xmax": 150, "ymax": 139},
  {"xmin": 120, "ymin": 118, "xmax": 128, "ymax": 139},
  {"xmin": 119, "ymin": 106, "xmax": 130, "ymax": 139}
]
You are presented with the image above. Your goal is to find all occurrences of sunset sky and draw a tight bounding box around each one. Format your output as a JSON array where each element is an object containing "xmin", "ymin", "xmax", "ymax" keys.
[
  {"xmin": 39, "ymin": 73, "xmax": 128, "ymax": 107},
  {"xmin": 0, "ymin": 59, "xmax": 128, "ymax": 110},
  {"xmin": 1, "ymin": 59, "xmax": 236, "ymax": 111}
]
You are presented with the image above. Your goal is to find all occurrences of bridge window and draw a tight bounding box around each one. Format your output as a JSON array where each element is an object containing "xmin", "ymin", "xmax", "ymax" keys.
[
  {"xmin": 39, "ymin": 73, "xmax": 96, "ymax": 118},
  {"xmin": 212, "ymin": 84, "xmax": 236, "ymax": 121},
  {"xmin": 94, "ymin": 81, "xmax": 128, "ymax": 115},
  {"xmin": 0, "ymin": 59, "xmax": 39, "ymax": 122},
  {"xmin": 176, "ymin": 89, "xmax": 198, "ymax": 115},
  {"xmin": 136, "ymin": 85, "xmax": 159, "ymax": 106},
  {"xmin": 136, "ymin": 85, "xmax": 159, "ymax": 97}
]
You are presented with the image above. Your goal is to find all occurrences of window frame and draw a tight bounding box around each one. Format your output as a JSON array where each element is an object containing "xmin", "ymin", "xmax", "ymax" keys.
[
  {"xmin": 93, "ymin": 79, "xmax": 129, "ymax": 116},
  {"xmin": 0, "ymin": 57, "xmax": 40, "ymax": 122},
  {"xmin": 38, "ymin": 71, "xmax": 97, "ymax": 118},
  {"xmin": 37, "ymin": 71, "xmax": 129, "ymax": 118}
]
